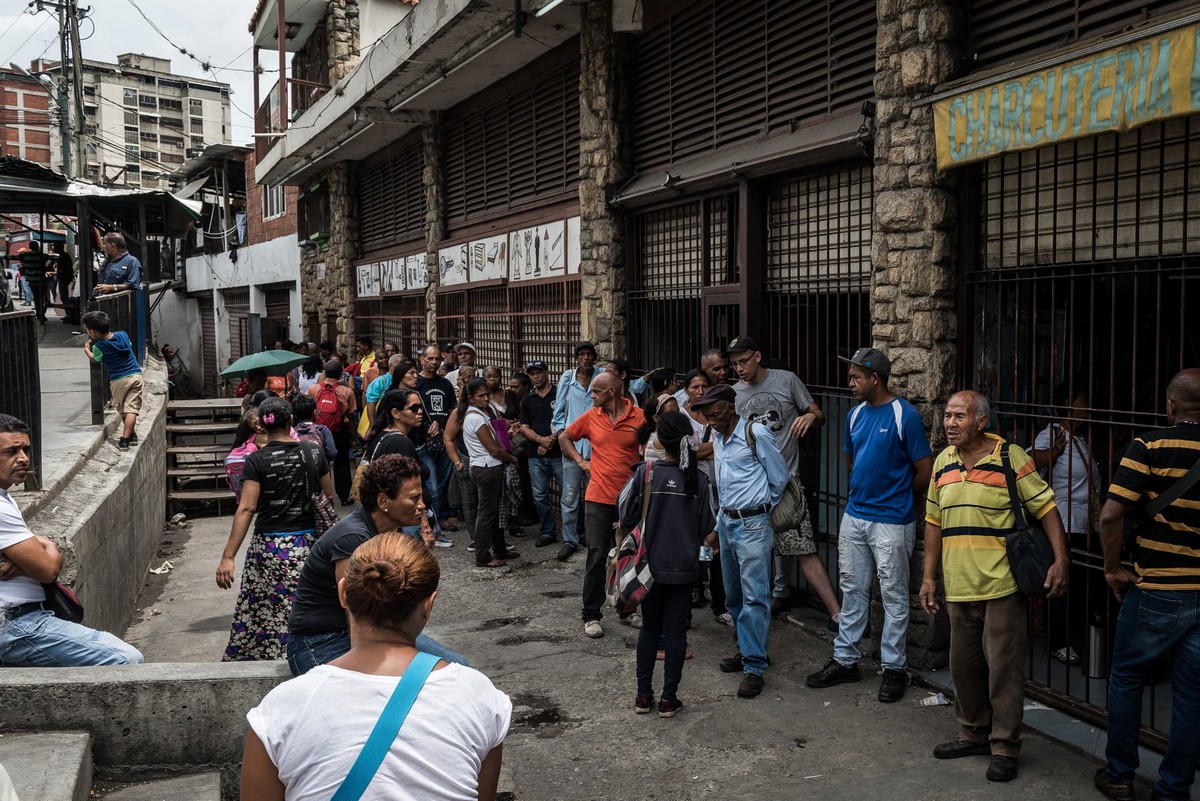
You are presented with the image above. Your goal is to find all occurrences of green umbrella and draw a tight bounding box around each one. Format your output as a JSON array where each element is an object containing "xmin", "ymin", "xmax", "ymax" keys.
[{"xmin": 220, "ymin": 350, "xmax": 309, "ymax": 378}]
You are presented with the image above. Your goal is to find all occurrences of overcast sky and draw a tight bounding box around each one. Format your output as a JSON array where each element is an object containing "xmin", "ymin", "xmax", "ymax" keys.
[{"xmin": 2, "ymin": 0, "xmax": 258, "ymax": 143}]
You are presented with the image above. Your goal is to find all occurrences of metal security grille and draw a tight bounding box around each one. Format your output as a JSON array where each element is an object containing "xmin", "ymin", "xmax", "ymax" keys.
[
  {"xmin": 964, "ymin": 0, "xmax": 1193, "ymax": 70},
  {"xmin": 443, "ymin": 46, "xmax": 581, "ymax": 227},
  {"xmin": 355, "ymin": 294, "xmax": 427, "ymax": 360},
  {"xmin": 632, "ymin": 0, "xmax": 876, "ymax": 174},
  {"xmin": 964, "ymin": 115, "xmax": 1200, "ymax": 748},
  {"xmin": 435, "ymin": 281, "xmax": 581, "ymax": 373},
  {"xmin": 198, "ymin": 296, "xmax": 217, "ymax": 397},
  {"xmin": 763, "ymin": 163, "xmax": 873, "ymax": 542},
  {"xmin": 358, "ymin": 137, "xmax": 425, "ymax": 255},
  {"xmin": 222, "ymin": 288, "xmax": 251, "ymax": 364}
]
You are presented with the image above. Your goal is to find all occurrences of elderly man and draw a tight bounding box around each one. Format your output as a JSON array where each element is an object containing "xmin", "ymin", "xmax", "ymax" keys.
[
  {"xmin": 94, "ymin": 232, "xmax": 142, "ymax": 297},
  {"xmin": 1094, "ymin": 369, "xmax": 1200, "ymax": 801},
  {"xmin": 693, "ymin": 383, "xmax": 789, "ymax": 699},
  {"xmin": 445, "ymin": 342, "xmax": 477, "ymax": 391},
  {"xmin": 920, "ymin": 390, "xmax": 1069, "ymax": 783},
  {"xmin": 559, "ymin": 371, "xmax": 645, "ymax": 639},
  {"xmin": 0, "ymin": 414, "xmax": 143, "ymax": 666}
]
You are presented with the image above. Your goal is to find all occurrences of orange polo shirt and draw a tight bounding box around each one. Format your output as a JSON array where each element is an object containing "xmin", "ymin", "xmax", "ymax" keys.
[{"xmin": 566, "ymin": 399, "xmax": 645, "ymax": 505}]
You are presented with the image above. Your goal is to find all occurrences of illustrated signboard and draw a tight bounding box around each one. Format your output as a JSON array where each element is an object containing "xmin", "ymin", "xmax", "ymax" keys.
[
  {"xmin": 508, "ymin": 220, "xmax": 566, "ymax": 282},
  {"xmin": 438, "ymin": 243, "xmax": 470, "ymax": 287},
  {"xmin": 566, "ymin": 216, "xmax": 580, "ymax": 275},
  {"xmin": 379, "ymin": 258, "xmax": 405, "ymax": 293},
  {"xmin": 468, "ymin": 234, "xmax": 508, "ymax": 282},
  {"xmin": 406, "ymin": 252, "xmax": 428, "ymax": 291},
  {"xmin": 356, "ymin": 263, "xmax": 380, "ymax": 297}
]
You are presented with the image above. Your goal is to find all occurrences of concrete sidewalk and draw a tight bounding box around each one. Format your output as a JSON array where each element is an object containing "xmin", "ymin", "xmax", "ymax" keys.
[{"xmin": 124, "ymin": 516, "xmax": 1122, "ymax": 801}]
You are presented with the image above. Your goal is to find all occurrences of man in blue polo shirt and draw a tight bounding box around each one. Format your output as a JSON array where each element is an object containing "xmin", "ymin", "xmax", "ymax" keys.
[
  {"xmin": 94, "ymin": 232, "xmax": 141, "ymax": 297},
  {"xmin": 807, "ymin": 347, "xmax": 932, "ymax": 702},
  {"xmin": 550, "ymin": 341, "xmax": 597, "ymax": 561}
]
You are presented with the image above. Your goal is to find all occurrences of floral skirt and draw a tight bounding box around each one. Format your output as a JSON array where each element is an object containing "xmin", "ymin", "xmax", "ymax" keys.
[{"xmin": 222, "ymin": 529, "xmax": 313, "ymax": 661}]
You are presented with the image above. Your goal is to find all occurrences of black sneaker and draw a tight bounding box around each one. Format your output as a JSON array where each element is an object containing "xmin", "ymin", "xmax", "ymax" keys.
[
  {"xmin": 658, "ymin": 698, "xmax": 683, "ymax": 718},
  {"xmin": 117, "ymin": 437, "xmax": 130, "ymax": 450},
  {"xmin": 691, "ymin": 586, "xmax": 706, "ymax": 608},
  {"xmin": 806, "ymin": 659, "xmax": 861, "ymax": 688},
  {"xmin": 128, "ymin": 433, "xmax": 139, "ymax": 446},
  {"xmin": 535, "ymin": 535, "xmax": 556, "ymax": 547},
  {"xmin": 986, "ymin": 755, "xmax": 1018, "ymax": 782},
  {"xmin": 556, "ymin": 543, "xmax": 577, "ymax": 562},
  {"xmin": 878, "ymin": 668, "xmax": 909, "ymax": 702},
  {"xmin": 737, "ymin": 673, "xmax": 764, "ymax": 698}
]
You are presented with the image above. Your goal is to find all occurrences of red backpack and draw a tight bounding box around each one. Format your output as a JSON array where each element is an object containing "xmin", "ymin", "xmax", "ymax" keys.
[{"xmin": 314, "ymin": 383, "xmax": 343, "ymax": 431}]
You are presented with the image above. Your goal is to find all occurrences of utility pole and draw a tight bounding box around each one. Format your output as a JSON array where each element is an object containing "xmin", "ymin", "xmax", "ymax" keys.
[
  {"xmin": 55, "ymin": 1, "xmax": 71, "ymax": 177},
  {"xmin": 68, "ymin": 0, "xmax": 86, "ymax": 177}
]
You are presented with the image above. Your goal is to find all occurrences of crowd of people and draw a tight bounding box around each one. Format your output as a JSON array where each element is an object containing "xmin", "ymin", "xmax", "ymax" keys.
[{"xmin": 3, "ymin": 321, "xmax": 1198, "ymax": 800}]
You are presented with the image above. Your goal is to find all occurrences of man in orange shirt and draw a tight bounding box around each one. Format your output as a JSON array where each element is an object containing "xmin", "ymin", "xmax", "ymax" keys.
[
  {"xmin": 559, "ymin": 371, "xmax": 646, "ymax": 638},
  {"xmin": 307, "ymin": 360, "xmax": 358, "ymax": 505}
]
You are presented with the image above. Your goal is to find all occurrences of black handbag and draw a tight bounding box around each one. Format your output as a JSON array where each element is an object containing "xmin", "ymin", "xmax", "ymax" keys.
[
  {"xmin": 42, "ymin": 581, "xmax": 84, "ymax": 623},
  {"xmin": 1000, "ymin": 445, "xmax": 1057, "ymax": 596}
]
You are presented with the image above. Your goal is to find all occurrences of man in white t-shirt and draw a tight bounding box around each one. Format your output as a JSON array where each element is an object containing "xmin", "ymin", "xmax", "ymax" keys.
[{"xmin": 0, "ymin": 414, "xmax": 143, "ymax": 667}]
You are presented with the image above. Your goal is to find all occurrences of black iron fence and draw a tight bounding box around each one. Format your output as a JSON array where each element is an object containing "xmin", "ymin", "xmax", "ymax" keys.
[{"xmin": 0, "ymin": 310, "xmax": 42, "ymax": 490}]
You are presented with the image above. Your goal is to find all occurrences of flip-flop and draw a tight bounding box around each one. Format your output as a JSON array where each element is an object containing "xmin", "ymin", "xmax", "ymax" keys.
[{"xmin": 655, "ymin": 649, "xmax": 694, "ymax": 661}]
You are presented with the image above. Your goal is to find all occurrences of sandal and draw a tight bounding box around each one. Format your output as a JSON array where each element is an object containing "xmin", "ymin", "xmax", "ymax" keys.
[{"xmin": 478, "ymin": 559, "xmax": 507, "ymax": 568}]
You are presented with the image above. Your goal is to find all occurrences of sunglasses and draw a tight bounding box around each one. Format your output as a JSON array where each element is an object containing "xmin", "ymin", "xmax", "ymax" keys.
[{"xmin": 405, "ymin": 403, "xmax": 423, "ymax": 412}]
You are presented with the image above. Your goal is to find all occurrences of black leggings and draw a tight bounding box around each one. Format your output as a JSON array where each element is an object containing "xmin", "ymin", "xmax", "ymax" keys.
[{"xmin": 636, "ymin": 583, "xmax": 693, "ymax": 701}]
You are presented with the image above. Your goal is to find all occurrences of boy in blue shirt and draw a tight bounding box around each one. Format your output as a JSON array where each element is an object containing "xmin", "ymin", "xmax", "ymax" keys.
[{"xmin": 81, "ymin": 311, "xmax": 143, "ymax": 450}]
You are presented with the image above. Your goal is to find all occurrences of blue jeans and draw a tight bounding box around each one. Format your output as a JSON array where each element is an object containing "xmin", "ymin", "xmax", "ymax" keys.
[
  {"xmin": 718, "ymin": 511, "xmax": 774, "ymax": 676},
  {"xmin": 834, "ymin": 514, "xmax": 915, "ymax": 671},
  {"xmin": 286, "ymin": 628, "xmax": 469, "ymax": 677},
  {"xmin": 528, "ymin": 455, "xmax": 563, "ymax": 540},
  {"xmin": 419, "ymin": 446, "xmax": 454, "ymax": 522},
  {"xmin": 0, "ymin": 608, "xmax": 143, "ymax": 666},
  {"xmin": 1103, "ymin": 586, "xmax": 1200, "ymax": 801},
  {"xmin": 559, "ymin": 457, "xmax": 587, "ymax": 547}
]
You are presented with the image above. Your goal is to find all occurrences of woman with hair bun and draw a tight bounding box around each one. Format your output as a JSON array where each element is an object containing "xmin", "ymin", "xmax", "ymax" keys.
[
  {"xmin": 619, "ymin": 410, "xmax": 716, "ymax": 718},
  {"xmin": 287, "ymin": 454, "xmax": 466, "ymax": 676},
  {"xmin": 216, "ymin": 396, "xmax": 332, "ymax": 661},
  {"xmin": 243, "ymin": 533, "xmax": 511, "ymax": 801}
]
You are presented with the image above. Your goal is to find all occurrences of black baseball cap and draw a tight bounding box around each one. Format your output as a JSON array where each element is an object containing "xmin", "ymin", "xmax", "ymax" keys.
[
  {"xmin": 722, "ymin": 335, "xmax": 760, "ymax": 357},
  {"xmin": 525, "ymin": 360, "xmax": 549, "ymax": 372},
  {"xmin": 574, "ymin": 341, "xmax": 597, "ymax": 355},
  {"xmin": 838, "ymin": 347, "xmax": 891, "ymax": 377},
  {"xmin": 690, "ymin": 383, "xmax": 738, "ymax": 409}
]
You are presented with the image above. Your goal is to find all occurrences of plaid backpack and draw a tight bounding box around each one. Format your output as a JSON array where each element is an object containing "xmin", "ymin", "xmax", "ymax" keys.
[{"xmin": 606, "ymin": 461, "xmax": 654, "ymax": 613}]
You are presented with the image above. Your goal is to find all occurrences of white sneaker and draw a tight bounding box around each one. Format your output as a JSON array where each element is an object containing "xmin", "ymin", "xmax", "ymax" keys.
[
  {"xmin": 619, "ymin": 612, "xmax": 642, "ymax": 629},
  {"xmin": 715, "ymin": 612, "xmax": 734, "ymax": 626},
  {"xmin": 584, "ymin": 620, "xmax": 604, "ymax": 638}
]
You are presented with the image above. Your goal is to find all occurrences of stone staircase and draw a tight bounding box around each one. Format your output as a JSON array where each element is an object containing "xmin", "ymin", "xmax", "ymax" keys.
[
  {"xmin": 165, "ymin": 398, "xmax": 241, "ymax": 517},
  {"xmin": 0, "ymin": 732, "xmax": 220, "ymax": 801}
]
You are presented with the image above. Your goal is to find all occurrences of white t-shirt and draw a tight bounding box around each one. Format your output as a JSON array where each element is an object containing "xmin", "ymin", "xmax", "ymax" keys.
[
  {"xmin": 1032, "ymin": 424, "xmax": 1101, "ymax": 534},
  {"xmin": 462, "ymin": 409, "xmax": 501, "ymax": 468},
  {"xmin": 0, "ymin": 488, "xmax": 47, "ymax": 608},
  {"xmin": 247, "ymin": 662, "xmax": 511, "ymax": 801}
]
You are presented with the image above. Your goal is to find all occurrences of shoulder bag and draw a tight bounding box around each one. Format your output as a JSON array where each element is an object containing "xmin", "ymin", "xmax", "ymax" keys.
[
  {"xmin": 42, "ymin": 581, "xmax": 84, "ymax": 623},
  {"xmin": 1000, "ymin": 445, "xmax": 1056, "ymax": 596},
  {"xmin": 329, "ymin": 651, "xmax": 439, "ymax": 801},
  {"xmin": 1122, "ymin": 455, "xmax": 1200, "ymax": 549},
  {"xmin": 743, "ymin": 423, "xmax": 814, "ymax": 555},
  {"xmin": 300, "ymin": 442, "xmax": 338, "ymax": 537},
  {"xmin": 606, "ymin": 462, "xmax": 655, "ymax": 613}
]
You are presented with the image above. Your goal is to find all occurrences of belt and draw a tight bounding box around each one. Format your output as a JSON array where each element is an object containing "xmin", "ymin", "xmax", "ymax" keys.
[
  {"xmin": 722, "ymin": 505, "xmax": 770, "ymax": 519},
  {"xmin": 3, "ymin": 601, "xmax": 45, "ymax": 620}
]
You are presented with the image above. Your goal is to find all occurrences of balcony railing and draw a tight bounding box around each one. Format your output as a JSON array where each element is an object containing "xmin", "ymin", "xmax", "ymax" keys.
[{"xmin": 254, "ymin": 75, "xmax": 329, "ymax": 163}]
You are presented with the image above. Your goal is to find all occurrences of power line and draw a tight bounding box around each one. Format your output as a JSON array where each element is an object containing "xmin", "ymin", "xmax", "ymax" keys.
[
  {"xmin": 1, "ymin": 14, "xmax": 51, "ymax": 66},
  {"xmin": 0, "ymin": 5, "xmax": 35, "ymax": 50},
  {"xmin": 122, "ymin": 0, "xmax": 276, "ymax": 75}
]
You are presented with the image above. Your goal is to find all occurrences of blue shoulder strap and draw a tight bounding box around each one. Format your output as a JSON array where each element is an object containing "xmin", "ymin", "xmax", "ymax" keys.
[{"xmin": 330, "ymin": 651, "xmax": 440, "ymax": 801}]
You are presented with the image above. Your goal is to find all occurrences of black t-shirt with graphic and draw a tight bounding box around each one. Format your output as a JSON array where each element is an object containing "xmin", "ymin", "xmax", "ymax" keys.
[
  {"xmin": 242, "ymin": 440, "xmax": 329, "ymax": 534},
  {"xmin": 417, "ymin": 374, "xmax": 456, "ymax": 452}
]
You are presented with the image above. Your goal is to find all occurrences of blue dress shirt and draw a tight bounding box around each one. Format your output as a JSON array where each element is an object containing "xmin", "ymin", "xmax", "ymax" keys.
[{"xmin": 712, "ymin": 418, "xmax": 789, "ymax": 512}]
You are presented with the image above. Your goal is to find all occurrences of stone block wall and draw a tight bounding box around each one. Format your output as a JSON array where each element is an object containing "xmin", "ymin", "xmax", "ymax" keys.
[
  {"xmin": 328, "ymin": 0, "xmax": 361, "ymax": 83},
  {"xmin": 577, "ymin": 0, "xmax": 632, "ymax": 358},
  {"xmin": 871, "ymin": 0, "xmax": 963, "ymax": 669},
  {"xmin": 298, "ymin": 165, "xmax": 359, "ymax": 354},
  {"xmin": 423, "ymin": 119, "xmax": 445, "ymax": 343}
]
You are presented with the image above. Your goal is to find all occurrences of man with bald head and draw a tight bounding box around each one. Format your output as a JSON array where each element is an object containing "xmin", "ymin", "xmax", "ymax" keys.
[
  {"xmin": 559, "ymin": 370, "xmax": 646, "ymax": 638},
  {"xmin": 920, "ymin": 390, "xmax": 1068, "ymax": 784},
  {"xmin": 1094, "ymin": 368, "xmax": 1200, "ymax": 801}
]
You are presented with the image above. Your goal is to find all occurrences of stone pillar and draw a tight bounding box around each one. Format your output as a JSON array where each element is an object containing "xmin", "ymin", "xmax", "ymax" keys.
[
  {"xmin": 872, "ymin": 0, "xmax": 962, "ymax": 669},
  {"xmin": 422, "ymin": 118, "xmax": 445, "ymax": 344},
  {"xmin": 298, "ymin": 165, "xmax": 358, "ymax": 356},
  {"xmin": 327, "ymin": 0, "xmax": 361, "ymax": 83},
  {"xmin": 577, "ymin": 0, "xmax": 631, "ymax": 359}
]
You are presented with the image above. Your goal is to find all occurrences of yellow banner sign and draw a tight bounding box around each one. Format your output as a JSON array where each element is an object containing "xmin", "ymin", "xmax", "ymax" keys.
[{"xmin": 933, "ymin": 21, "xmax": 1200, "ymax": 170}]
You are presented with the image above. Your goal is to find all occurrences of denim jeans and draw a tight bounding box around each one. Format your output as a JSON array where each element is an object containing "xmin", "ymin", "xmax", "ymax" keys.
[
  {"xmin": 1103, "ymin": 586, "xmax": 1200, "ymax": 801},
  {"xmin": 582, "ymin": 501, "xmax": 618, "ymax": 621},
  {"xmin": 286, "ymin": 628, "xmax": 468, "ymax": 677},
  {"xmin": 718, "ymin": 511, "xmax": 774, "ymax": 676},
  {"xmin": 834, "ymin": 514, "xmax": 915, "ymax": 671},
  {"xmin": 559, "ymin": 457, "xmax": 588, "ymax": 547},
  {"xmin": 0, "ymin": 608, "xmax": 143, "ymax": 666},
  {"xmin": 419, "ymin": 446, "xmax": 454, "ymax": 522},
  {"xmin": 528, "ymin": 455, "xmax": 563, "ymax": 540},
  {"xmin": 636, "ymin": 582, "xmax": 692, "ymax": 701}
]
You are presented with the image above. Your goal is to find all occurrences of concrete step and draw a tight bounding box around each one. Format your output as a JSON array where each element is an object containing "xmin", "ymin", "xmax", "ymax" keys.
[
  {"xmin": 0, "ymin": 731, "xmax": 92, "ymax": 801},
  {"xmin": 103, "ymin": 771, "xmax": 222, "ymax": 800}
]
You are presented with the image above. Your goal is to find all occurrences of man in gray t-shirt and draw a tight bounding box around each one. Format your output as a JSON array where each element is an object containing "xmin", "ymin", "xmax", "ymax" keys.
[{"xmin": 724, "ymin": 336, "xmax": 842, "ymax": 624}]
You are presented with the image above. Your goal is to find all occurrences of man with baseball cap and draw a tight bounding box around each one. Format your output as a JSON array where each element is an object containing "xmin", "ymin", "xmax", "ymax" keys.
[
  {"xmin": 724, "ymin": 336, "xmax": 842, "ymax": 626},
  {"xmin": 445, "ymin": 342, "xmax": 477, "ymax": 392},
  {"xmin": 519, "ymin": 360, "xmax": 562, "ymax": 548},
  {"xmin": 693, "ymin": 382, "xmax": 790, "ymax": 698},
  {"xmin": 806, "ymin": 346, "xmax": 932, "ymax": 702},
  {"xmin": 550, "ymin": 341, "xmax": 599, "ymax": 560}
]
